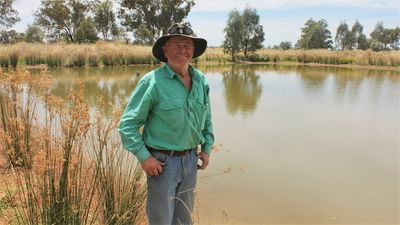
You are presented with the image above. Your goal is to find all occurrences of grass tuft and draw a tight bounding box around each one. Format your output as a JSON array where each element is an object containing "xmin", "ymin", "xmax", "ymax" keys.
[{"xmin": 0, "ymin": 68, "xmax": 147, "ymax": 225}]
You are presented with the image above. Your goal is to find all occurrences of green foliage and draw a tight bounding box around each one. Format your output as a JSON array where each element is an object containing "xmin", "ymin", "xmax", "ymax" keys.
[
  {"xmin": 133, "ymin": 24, "xmax": 153, "ymax": 45},
  {"xmin": 0, "ymin": 29, "xmax": 24, "ymax": 43},
  {"xmin": 0, "ymin": 0, "xmax": 20, "ymax": 29},
  {"xmin": 222, "ymin": 9, "xmax": 244, "ymax": 62},
  {"xmin": 25, "ymin": 53, "xmax": 45, "ymax": 65},
  {"xmin": 370, "ymin": 21, "xmax": 400, "ymax": 50},
  {"xmin": 223, "ymin": 6, "xmax": 264, "ymax": 61},
  {"xmin": 0, "ymin": 55, "xmax": 9, "ymax": 67},
  {"xmin": 368, "ymin": 39, "xmax": 385, "ymax": 51},
  {"xmin": 387, "ymin": 27, "xmax": 400, "ymax": 50},
  {"xmin": 9, "ymin": 51, "xmax": 18, "ymax": 67},
  {"xmin": 94, "ymin": 0, "xmax": 122, "ymax": 41},
  {"xmin": 297, "ymin": 18, "xmax": 333, "ymax": 49},
  {"xmin": 370, "ymin": 21, "xmax": 385, "ymax": 44},
  {"xmin": 35, "ymin": 0, "xmax": 90, "ymax": 42},
  {"xmin": 334, "ymin": 20, "xmax": 368, "ymax": 51},
  {"xmin": 279, "ymin": 41, "xmax": 292, "ymax": 50},
  {"xmin": 242, "ymin": 5, "xmax": 264, "ymax": 57},
  {"xmin": 118, "ymin": 0, "xmax": 194, "ymax": 45},
  {"xmin": 25, "ymin": 23, "xmax": 44, "ymax": 43},
  {"xmin": 335, "ymin": 21, "xmax": 355, "ymax": 50},
  {"xmin": 75, "ymin": 17, "xmax": 99, "ymax": 43},
  {"xmin": 352, "ymin": 20, "xmax": 368, "ymax": 50}
]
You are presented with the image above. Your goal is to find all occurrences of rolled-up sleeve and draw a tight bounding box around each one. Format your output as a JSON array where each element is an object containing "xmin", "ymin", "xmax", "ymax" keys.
[{"xmin": 118, "ymin": 77, "xmax": 153, "ymax": 162}]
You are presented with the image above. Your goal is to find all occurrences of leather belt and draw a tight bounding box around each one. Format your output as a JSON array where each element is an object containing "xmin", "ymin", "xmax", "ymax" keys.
[{"xmin": 147, "ymin": 146, "xmax": 194, "ymax": 157}]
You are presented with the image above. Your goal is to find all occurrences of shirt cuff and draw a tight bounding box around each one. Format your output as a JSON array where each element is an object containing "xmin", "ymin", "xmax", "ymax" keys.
[
  {"xmin": 201, "ymin": 144, "xmax": 212, "ymax": 155},
  {"xmin": 135, "ymin": 146, "xmax": 152, "ymax": 163}
]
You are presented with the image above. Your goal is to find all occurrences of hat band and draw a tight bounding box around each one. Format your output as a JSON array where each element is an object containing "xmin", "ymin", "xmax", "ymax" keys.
[{"xmin": 168, "ymin": 26, "xmax": 193, "ymax": 35}]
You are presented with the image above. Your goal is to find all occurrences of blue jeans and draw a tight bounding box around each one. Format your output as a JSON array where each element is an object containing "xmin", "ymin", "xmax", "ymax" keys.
[{"xmin": 146, "ymin": 149, "xmax": 198, "ymax": 225}]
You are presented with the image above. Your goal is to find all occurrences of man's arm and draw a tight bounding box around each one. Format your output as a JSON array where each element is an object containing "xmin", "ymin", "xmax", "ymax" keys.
[
  {"xmin": 118, "ymin": 78, "xmax": 153, "ymax": 163},
  {"xmin": 199, "ymin": 81, "xmax": 214, "ymax": 170}
]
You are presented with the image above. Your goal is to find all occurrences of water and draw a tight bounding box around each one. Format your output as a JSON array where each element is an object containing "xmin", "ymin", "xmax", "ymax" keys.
[{"xmin": 47, "ymin": 64, "xmax": 399, "ymax": 224}]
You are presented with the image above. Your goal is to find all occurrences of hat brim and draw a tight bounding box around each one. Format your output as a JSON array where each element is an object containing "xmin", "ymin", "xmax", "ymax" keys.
[{"xmin": 152, "ymin": 34, "xmax": 207, "ymax": 62}]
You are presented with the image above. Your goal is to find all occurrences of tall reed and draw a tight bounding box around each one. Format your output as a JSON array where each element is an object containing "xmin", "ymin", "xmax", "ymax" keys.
[
  {"xmin": 255, "ymin": 49, "xmax": 400, "ymax": 66},
  {"xmin": 0, "ymin": 69, "xmax": 147, "ymax": 225},
  {"xmin": 0, "ymin": 69, "xmax": 50, "ymax": 168},
  {"xmin": 90, "ymin": 98, "xmax": 146, "ymax": 225},
  {"xmin": 1, "ymin": 42, "xmax": 398, "ymax": 68}
]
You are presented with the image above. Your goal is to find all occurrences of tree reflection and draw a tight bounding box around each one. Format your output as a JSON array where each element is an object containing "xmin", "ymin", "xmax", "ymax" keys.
[
  {"xmin": 296, "ymin": 66, "xmax": 400, "ymax": 104},
  {"xmin": 50, "ymin": 67, "xmax": 147, "ymax": 116},
  {"xmin": 297, "ymin": 66, "xmax": 330, "ymax": 94},
  {"xmin": 222, "ymin": 65, "xmax": 262, "ymax": 117}
]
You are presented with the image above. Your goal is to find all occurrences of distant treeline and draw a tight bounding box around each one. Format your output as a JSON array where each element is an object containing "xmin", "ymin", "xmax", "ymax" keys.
[
  {"xmin": 1, "ymin": 1, "xmax": 399, "ymax": 54},
  {"xmin": 1, "ymin": 0, "xmax": 399, "ymax": 67},
  {"xmin": 0, "ymin": 42, "xmax": 399, "ymax": 68}
]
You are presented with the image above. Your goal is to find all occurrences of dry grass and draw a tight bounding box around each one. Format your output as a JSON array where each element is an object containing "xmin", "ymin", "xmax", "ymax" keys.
[
  {"xmin": 0, "ymin": 42, "xmax": 156, "ymax": 67},
  {"xmin": 254, "ymin": 49, "xmax": 400, "ymax": 66},
  {"xmin": 0, "ymin": 68, "xmax": 147, "ymax": 225},
  {"xmin": 1, "ymin": 42, "xmax": 399, "ymax": 68}
]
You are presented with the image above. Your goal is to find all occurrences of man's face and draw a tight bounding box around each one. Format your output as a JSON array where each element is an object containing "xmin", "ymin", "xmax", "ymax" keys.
[{"xmin": 162, "ymin": 36, "xmax": 194, "ymax": 64}]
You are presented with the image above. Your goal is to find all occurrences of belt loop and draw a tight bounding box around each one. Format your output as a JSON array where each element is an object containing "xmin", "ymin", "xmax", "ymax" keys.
[{"xmin": 169, "ymin": 151, "xmax": 174, "ymax": 157}]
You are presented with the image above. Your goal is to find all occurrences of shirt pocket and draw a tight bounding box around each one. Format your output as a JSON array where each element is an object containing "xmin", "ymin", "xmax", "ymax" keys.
[{"xmin": 159, "ymin": 99, "xmax": 186, "ymax": 129}]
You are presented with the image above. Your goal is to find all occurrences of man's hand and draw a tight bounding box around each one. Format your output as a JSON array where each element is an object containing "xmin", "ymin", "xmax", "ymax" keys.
[
  {"xmin": 141, "ymin": 156, "xmax": 164, "ymax": 176},
  {"xmin": 197, "ymin": 151, "xmax": 210, "ymax": 170}
]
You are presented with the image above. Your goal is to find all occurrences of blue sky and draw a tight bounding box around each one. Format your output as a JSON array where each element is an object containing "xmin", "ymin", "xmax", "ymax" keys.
[{"xmin": 13, "ymin": 0, "xmax": 400, "ymax": 47}]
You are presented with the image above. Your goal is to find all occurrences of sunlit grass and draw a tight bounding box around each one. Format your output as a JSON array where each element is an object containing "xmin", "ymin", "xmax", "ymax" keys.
[
  {"xmin": 0, "ymin": 42, "xmax": 399, "ymax": 68},
  {"xmin": 255, "ymin": 49, "xmax": 400, "ymax": 66},
  {"xmin": 0, "ymin": 68, "xmax": 147, "ymax": 225}
]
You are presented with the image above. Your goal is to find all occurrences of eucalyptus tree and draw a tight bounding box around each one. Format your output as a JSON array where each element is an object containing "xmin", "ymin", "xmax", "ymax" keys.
[
  {"xmin": 387, "ymin": 27, "xmax": 400, "ymax": 50},
  {"xmin": 94, "ymin": 0, "xmax": 122, "ymax": 41},
  {"xmin": 351, "ymin": 20, "xmax": 368, "ymax": 50},
  {"xmin": 242, "ymin": 5, "xmax": 264, "ymax": 57},
  {"xmin": 75, "ymin": 17, "xmax": 98, "ymax": 43},
  {"xmin": 0, "ymin": 0, "xmax": 20, "ymax": 30},
  {"xmin": 370, "ymin": 21, "xmax": 400, "ymax": 50},
  {"xmin": 297, "ymin": 18, "xmax": 332, "ymax": 49},
  {"xmin": 118, "ymin": 0, "xmax": 194, "ymax": 45},
  {"xmin": 35, "ymin": 0, "xmax": 96, "ymax": 42},
  {"xmin": 370, "ymin": 21, "xmax": 385, "ymax": 45},
  {"xmin": 279, "ymin": 41, "xmax": 292, "ymax": 50},
  {"xmin": 222, "ymin": 9, "xmax": 244, "ymax": 62},
  {"xmin": 25, "ymin": 23, "xmax": 45, "ymax": 43},
  {"xmin": 335, "ymin": 21, "xmax": 355, "ymax": 50},
  {"xmin": 0, "ymin": 0, "xmax": 22, "ymax": 43},
  {"xmin": 223, "ymin": 6, "xmax": 264, "ymax": 61}
]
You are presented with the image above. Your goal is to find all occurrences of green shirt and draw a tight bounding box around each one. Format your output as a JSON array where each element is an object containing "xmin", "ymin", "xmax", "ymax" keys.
[{"xmin": 119, "ymin": 64, "xmax": 214, "ymax": 162}]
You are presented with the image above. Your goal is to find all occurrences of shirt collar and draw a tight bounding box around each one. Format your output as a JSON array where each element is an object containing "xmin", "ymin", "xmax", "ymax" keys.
[{"xmin": 163, "ymin": 64, "xmax": 199, "ymax": 81}]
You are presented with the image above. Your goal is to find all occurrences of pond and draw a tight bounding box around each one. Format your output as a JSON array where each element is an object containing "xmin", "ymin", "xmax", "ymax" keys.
[{"xmin": 46, "ymin": 64, "xmax": 399, "ymax": 224}]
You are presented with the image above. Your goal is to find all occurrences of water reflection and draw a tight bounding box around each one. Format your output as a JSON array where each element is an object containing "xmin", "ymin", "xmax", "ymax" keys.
[
  {"xmin": 42, "ymin": 65, "xmax": 399, "ymax": 120},
  {"xmin": 23, "ymin": 64, "xmax": 399, "ymax": 224},
  {"xmin": 295, "ymin": 66, "xmax": 400, "ymax": 105},
  {"xmin": 221, "ymin": 65, "xmax": 262, "ymax": 117},
  {"xmin": 48, "ymin": 66, "xmax": 156, "ymax": 115}
]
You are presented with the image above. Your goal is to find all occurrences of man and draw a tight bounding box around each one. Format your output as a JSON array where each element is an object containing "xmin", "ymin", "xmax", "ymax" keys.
[{"xmin": 118, "ymin": 23, "xmax": 214, "ymax": 225}]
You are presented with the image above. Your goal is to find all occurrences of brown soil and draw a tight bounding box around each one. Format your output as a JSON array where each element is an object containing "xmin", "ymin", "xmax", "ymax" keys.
[{"xmin": 0, "ymin": 158, "xmax": 15, "ymax": 225}]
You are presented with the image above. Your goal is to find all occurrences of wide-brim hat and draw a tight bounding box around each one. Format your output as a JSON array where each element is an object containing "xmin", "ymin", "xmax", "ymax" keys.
[{"xmin": 152, "ymin": 23, "xmax": 207, "ymax": 62}]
